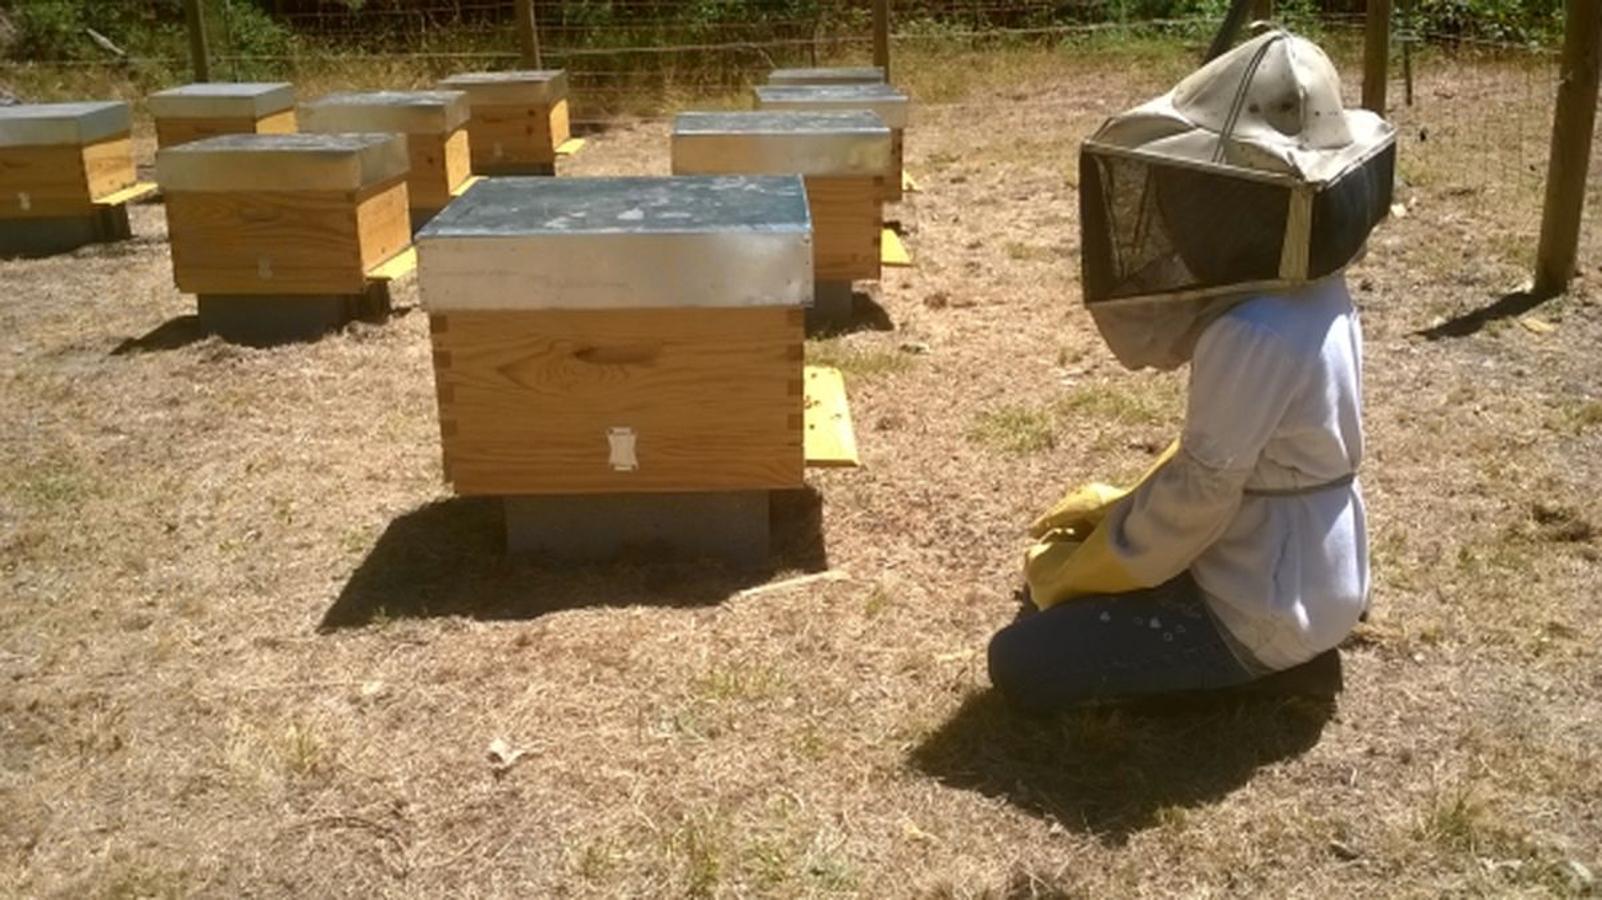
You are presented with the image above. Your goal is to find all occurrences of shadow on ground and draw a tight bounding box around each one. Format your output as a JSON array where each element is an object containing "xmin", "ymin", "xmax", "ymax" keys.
[
  {"xmin": 807, "ymin": 290, "xmax": 895, "ymax": 339},
  {"xmin": 910, "ymin": 689, "xmax": 1336, "ymax": 845},
  {"xmin": 1416, "ymin": 289, "xmax": 1554, "ymax": 340},
  {"xmin": 112, "ymin": 315, "xmax": 207, "ymax": 355},
  {"xmin": 321, "ymin": 487, "xmax": 828, "ymax": 629}
]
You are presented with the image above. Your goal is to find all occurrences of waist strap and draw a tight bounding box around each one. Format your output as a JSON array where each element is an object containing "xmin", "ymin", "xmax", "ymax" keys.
[{"xmin": 1243, "ymin": 472, "xmax": 1356, "ymax": 498}]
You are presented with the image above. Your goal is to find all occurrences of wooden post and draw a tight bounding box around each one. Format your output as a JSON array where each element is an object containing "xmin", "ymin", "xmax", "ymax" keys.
[
  {"xmin": 1205, "ymin": 0, "xmax": 1255, "ymax": 62},
  {"xmin": 182, "ymin": 0, "xmax": 211, "ymax": 82},
  {"xmin": 1252, "ymin": 0, "xmax": 1274, "ymax": 21},
  {"xmin": 1362, "ymin": 0, "xmax": 1393, "ymax": 113},
  {"xmin": 873, "ymin": 0, "xmax": 890, "ymax": 81},
  {"xmin": 1535, "ymin": 0, "xmax": 1602, "ymax": 296},
  {"xmin": 516, "ymin": 0, "xmax": 542, "ymax": 69}
]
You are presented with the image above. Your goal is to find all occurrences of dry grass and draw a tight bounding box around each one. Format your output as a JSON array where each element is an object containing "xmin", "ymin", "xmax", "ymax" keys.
[{"xmin": 2, "ymin": 42, "xmax": 1602, "ymax": 899}]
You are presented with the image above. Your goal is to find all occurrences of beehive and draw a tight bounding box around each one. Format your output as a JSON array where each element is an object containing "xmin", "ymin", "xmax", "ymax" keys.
[
  {"xmin": 0, "ymin": 102, "xmax": 135, "ymax": 218},
  {"xmin": 417, "ymin": 176, "xmax": 813, "ymax": 496},
  {"xmin": 148, "ymin": 82, "xmax": 297, "ymax": 148},
  {"xmin": 671, "ymin": 111, "xmax": 888, "ymax": 282},
  {"xmin": 156, "ymin": 133, "xmax": 412, "ymax": 296},
  {"xmin": 438, "ymin": 70, "xmax": 571, "ymax": 175},
  {"xmin": 767, "ymin": 66, "xmax": 886, "ymax": 86},
  {"xmin": 754, "ymin": 84, "xmax": 910, "ymax": 201},
  {"xmin": 299, "ymin": 91, "xmax": 471, "ymax": 222}
]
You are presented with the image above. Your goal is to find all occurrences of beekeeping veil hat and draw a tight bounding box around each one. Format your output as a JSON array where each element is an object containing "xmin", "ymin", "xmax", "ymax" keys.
[{"xmin": 1079, "ymin": 29, "xmax": 1396, "ymax": 370}]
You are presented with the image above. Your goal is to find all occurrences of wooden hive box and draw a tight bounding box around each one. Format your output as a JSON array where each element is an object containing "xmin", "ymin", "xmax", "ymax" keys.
[
  {"xmin": 754, "ymin": 84, "xmax": 910, "ymax": 202},
  {"xmin": 299, "ymin": 90, "xmax": 471, "ymax": 221},
  {"xmin": 671, "ymin": 111, "xmax": 889, "ymax": 283},
  {"xmin": 437, "ymin": 70, "xmax": 570, "ymax": 175},
  {"xmin": 0, "ymin": 102, "xmax": 135, "ymax": 219},
  {"xmin": 767, "ymin": 66, "xmax": 886, "ymax": 86},
  {"xmin": 155, "ymin": 132, "xmax": 412, "ymax": 296},
  {"xmin": 148, "ymin": 82, "xmax": 297, "ymax": 149},
  {"xmin": 416, "ymin": 175, "xmax": 814, "ymax": 496}
]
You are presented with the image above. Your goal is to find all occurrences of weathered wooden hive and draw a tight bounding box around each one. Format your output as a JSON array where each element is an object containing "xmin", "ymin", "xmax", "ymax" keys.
[
  {"xmin": 299, "ymin": 91, "xmax": 472, "ymax": 225},
  {"xmin": 156, "ymin": 132, "xmax": 412, "ymax": 297},
  {"xmin": 671, "ymin": 111, "xmax": 889, "ymax": 283},
  {"xmin": 416, "ymin": 175, "xmax": 814, "ymax": 498},
  {"xmin": 0, "ymin": 101, "xmax": 135, "ymax": 219},
  {"xmin": 767, "ymin": 66, "xmax": 886, "ymax": 86},
  {"xmin": 437, "ymin": 70, "xmax": 571, "ymax": 175},
  {"xmin": 753, "ymin": 84, "xmax": 910, "ymax": 201},
  {"xmin": 147, "ymin": 82, "xmax": 297, "ymax": 148}
]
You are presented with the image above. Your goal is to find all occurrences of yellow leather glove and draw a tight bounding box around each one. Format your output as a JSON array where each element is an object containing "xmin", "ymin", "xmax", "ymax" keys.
[
  {"xmin": 1028, "ymin": 439, "xmax": 1180, "ymax": 539},
  {"xmin": 1024, "ymin": 524, "xmax": 1142, "ymax": 610}
]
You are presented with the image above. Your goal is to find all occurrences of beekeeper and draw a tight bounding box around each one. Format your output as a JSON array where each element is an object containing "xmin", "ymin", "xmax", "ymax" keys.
[{"xmin": 988, "ymin": 29, "xmax": 1395, "ymax": 711}]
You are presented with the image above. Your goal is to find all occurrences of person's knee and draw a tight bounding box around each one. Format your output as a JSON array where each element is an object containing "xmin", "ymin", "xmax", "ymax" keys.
[{"xmin": 987, "ymin": 623, "xmax": 1041, "ymax": 708}]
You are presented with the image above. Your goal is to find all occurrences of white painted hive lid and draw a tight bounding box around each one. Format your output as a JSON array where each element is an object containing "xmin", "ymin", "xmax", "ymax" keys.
[
  {"xmin": 438, "ymin": 69, "xmax": 569, "ymax": 105},
  {"xmin": 416, "ymin": 175, "xmax": 814, "ymax": 312},
  {"xmin": 671, "ymin": 111, "xmax": 892, "ymax": 177},
  {"xmin": 0, "ymin": 101, "xmax": 131, "ymax": 147},
  {"xmin": 753, "ymin": 84, "xmax": 910, "ymax": 129},
  {"xmin": 155, "ymin": 132, "xmax": 410, "ymax": 192},
  {"xmin": 147, "ymin": 82, "xmax": 295, "ymax": 120},
  {"xmin": 767, "ymin": 66, "xmax": 886, "ymax": 86},
  {"xmin": 299, "ymin": 91, "xmax": 470, "ymax": 135}
]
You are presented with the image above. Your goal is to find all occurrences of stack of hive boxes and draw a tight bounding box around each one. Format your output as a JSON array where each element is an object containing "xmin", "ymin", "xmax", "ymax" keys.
[
  {"xmin": 439, "ymin": 70, "xmax": 571, "ymax": 176},
  {"xmin": 148, "ymin": 82, "xmax": 298, "ymax": 148},
  {"xmin": 0, "ymin": 102, "xmax": 141, "ymax": 256}
]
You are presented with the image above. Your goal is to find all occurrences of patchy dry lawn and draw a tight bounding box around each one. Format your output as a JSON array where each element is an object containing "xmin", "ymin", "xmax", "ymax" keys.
[{"xmin": 2, "ymin": 45, "xmax": 1601, "ymax": 898}]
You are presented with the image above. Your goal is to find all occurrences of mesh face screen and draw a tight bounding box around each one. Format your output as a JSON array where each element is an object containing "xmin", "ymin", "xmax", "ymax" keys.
[{"xmin": 1308, "ymin": 141, "xmax": 1395, "ymax": 278}]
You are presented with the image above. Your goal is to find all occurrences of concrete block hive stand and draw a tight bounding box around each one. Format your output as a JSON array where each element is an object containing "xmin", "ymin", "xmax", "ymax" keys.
[
  {"xmin": 671, "ymin": 111, "xmax": 891, "ymax": 327},
  {"xmin": 0, "ymin": 102, "xmax": 147, "ymax": 257},
  {"xmin": 438, "ymin": 70, "xmax": 571, "ymax": 176},
  {"xmin": 416, "ymin": 175, "xmax": 815, "ymax": 563},
  {"xmin": 148, "ymin": 82, "xmax": 298, "ymax": 148},
  {"xmin": 299, "ymin": 90, "xmax": 473, "ymax": 230},
  {"xmin": 754, "ymin": 83, "xmax": 911, "ymax": 202},
  {"xmin": 155, "ymin": 132, "xmax": 415, "ymax": 345}
]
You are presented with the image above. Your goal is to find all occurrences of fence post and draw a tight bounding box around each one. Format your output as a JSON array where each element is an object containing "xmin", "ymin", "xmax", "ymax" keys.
[
  {"xmin": 1252, "ymin": 0, "xmax": 1274, "ymax": 22},
  {"xmin": 182, "ymin": 0, "xmax": 211, "ymax": 82},
  {"xmin": 873, "ymin": 0, "xmax": 891, "ymax": 81},
  {"xmin": 516, "ymin": 0, "xmax": 543, "ymax": 68},
  {"xmin": 1535, "ymin": 0, "xmax": 1602, "ymax": 296},
  {"xmin": 1362, "ymin": 0, "xmax": 1392, "ymax": 113}
]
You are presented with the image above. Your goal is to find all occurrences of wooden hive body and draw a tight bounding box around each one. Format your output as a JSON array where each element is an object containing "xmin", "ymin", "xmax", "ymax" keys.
[
  {"xmin": 156, "ymin": 133, "xmax": 412, "ymax": 295},
  {"xmin": 299, "ymin": 91, "xmax": 472, "ymax": 212},
  {"xmin": 439, "ymin": 70, "xmax": 571, "ymax": 172},
  {"xmin": 671, "ymin": 111, "xmax": 888, "ymax": 282},
  {"xmin": 754, "ymin": 84, "xmax": 910, "ymax": 201},
  {"xmin": 417, "ymin": 176, "xmax": 814, "ymax": 496},
  {"xmin": 149, "ymin": 83, "xmax": 297, "ymax": 149},
  {"xmin": 0, "ymin": 102, "xmax": 135, "ymax": 218}
]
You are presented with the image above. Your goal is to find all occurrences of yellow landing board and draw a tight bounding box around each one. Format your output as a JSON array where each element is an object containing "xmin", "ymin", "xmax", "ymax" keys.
[
  {"xmin": 901, "ymin": 170, "xmax": 921, "ymax": 193},
  {"xmin": 804, "ymin": 365, "xmax": 860, "ymax": 468},
  {"xmin": 881, "ymin": 228, "xmax": 912, "ymax": 267},
  {"xmin": 94, "ymin": 181, "xmax": 159, "ymax": 207},
  {"xmin": 367, "ymin": 246, "xmax": 418, "ymax": 283},
  {"xmin": 451, "ymin": 175, "xmax": 484, "ymax": 198},
  {"xmin": 556, "ymin": 137, "xmax": 586, "ymax": 157}
]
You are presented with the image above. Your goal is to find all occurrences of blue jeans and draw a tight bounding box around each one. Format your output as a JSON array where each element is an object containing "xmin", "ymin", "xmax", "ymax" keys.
[{"xmin": 987, "ymin": 574, "xmax": 1258, "ymax": 712}]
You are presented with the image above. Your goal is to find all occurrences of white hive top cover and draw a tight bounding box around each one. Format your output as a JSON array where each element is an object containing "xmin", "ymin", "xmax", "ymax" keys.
[
  {"xmin": 154, "ymin": 132, "xmax": 411, "ymax": 192},
  {"xmin": 0, "ymin": 102, "xmax": 131, "ymax": 147},
  {"xmin": 753, "ymin": 84, "xmax": 910, "ymax": 130},
  {"xmin": 299, "ymin": 91, "xmax": 471, "ymax": 136},
  {"xmin": 147, "ymin": 82, "xmax": 295, "ymax": 120},
  {"xmin": 416, "ymin": 175, "xmax": 814, "ymax": 312},
  {"xmin": 671, "ymin": 111, "xmax": 893, "ymax": 178},
  {"xmin": 1078, "ymin": 30, "xmax": 1396, "ymax": 370},
  {"xmin": 767, "ymin": 66, "xmax": 886, "ymax": 86},
  {"xmin": 438, "ymin": 70, "xmax": 569, "ymax": 105}
]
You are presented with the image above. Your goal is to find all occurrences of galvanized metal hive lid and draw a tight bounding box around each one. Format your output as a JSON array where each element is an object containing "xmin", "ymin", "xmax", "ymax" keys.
[
  {"xmin": 753, "ymin": 83, "xmax": 910, "ymax": 129},
  {"xmin": 154, "ymin": 132, "xmax": 411, "ymax": 193},
  {"xmin": 438, "ymin": 69, "xmax": 569, "ymax": 105},
  {"xmin": 767, "ymin": 66, "xmax": 886, "ymax": 86},
  {"xmin": 671, "ymin": 111, "xmax": 892, "ymax": 177},
  {"xmin": 147, "ymin": 82, "xmax": 295, "ymax": 119},
  {"xmin": 299, "ymin": 90, "xmax": 471, "ymax": 135},
  {"xmin": 0, "ymin": 101, "xmax": 131, "ymax": 147},
  {"xmin": 417, "ymin": 175, "xmax": 814, "ymax": 312}
]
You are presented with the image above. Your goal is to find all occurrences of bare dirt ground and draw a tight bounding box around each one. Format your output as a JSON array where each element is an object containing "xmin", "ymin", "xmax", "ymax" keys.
[{"xmin": 2, "ymin": 47, "xmax": 1600, "ymax": 897}]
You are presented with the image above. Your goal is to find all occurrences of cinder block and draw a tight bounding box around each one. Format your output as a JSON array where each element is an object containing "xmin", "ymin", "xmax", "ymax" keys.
[{"xmin": 504, "ymin": 491, "xmax": 771, "ymax": 566}]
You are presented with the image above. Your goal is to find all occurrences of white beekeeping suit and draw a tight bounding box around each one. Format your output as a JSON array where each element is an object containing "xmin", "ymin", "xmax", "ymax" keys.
[{"xmin": 1030, "ymin": 30, "xmax": 1394, "ymax": 670}]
